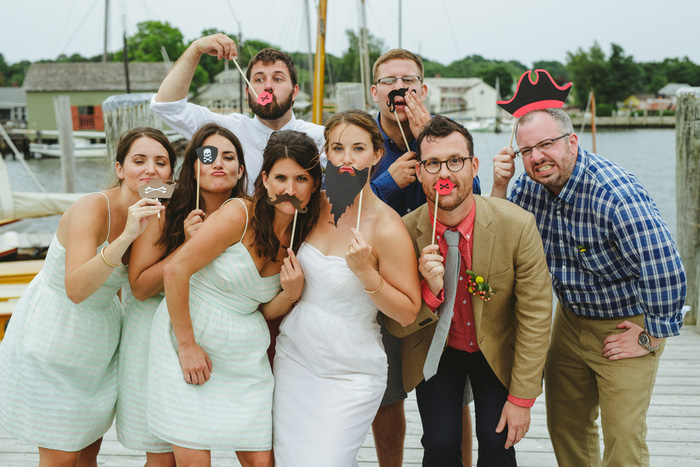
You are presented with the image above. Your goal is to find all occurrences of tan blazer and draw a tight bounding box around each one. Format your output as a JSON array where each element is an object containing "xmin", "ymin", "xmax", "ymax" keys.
[{"xmin": 385, "ymin": 195, "xmax": 552, "ymax": 399}]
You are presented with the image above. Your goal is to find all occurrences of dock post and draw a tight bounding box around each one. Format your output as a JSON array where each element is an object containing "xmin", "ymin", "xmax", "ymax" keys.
[
  {"xmin": 675, "ymin": 92, "xmax": 700, "ymax": 329},
  {"xmin": 53, "ymin": 95, "xmax": 76, "ymax": 193}
]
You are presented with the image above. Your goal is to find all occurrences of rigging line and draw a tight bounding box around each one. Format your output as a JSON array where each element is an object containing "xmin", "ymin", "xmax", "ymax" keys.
[
  {"xmin": 50, "ymin": 0, "xmax": 82, "ymax": 58},
  {"xmin": 440, "ymin": 0, "xmax": 461, "ymax": 61},
  {"xmin": 57, "ymin": 0, "xmax": 100, "ymax": 58}
]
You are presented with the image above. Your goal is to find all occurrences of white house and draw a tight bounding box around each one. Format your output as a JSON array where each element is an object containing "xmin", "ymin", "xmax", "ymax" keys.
[{"xmin": 423, "ymin": 77, "xmax": 498, "ymax": 120}]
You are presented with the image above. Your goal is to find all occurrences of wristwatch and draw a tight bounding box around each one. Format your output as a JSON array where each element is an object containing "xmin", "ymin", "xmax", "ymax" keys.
[{"xmin": 637, "ymin": 330, "xmax": 660, "ymax": 353}]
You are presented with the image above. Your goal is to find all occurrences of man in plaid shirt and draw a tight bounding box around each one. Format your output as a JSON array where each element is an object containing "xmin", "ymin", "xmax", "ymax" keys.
[{"xmin": 491, "ymin": 108, "xmax": 686, "ymax": 467}]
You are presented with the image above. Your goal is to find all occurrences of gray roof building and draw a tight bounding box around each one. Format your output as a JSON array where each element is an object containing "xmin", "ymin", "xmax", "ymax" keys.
[{"xmin": 24, "ymin": 62, "xmax": 170, "ymax": 92}]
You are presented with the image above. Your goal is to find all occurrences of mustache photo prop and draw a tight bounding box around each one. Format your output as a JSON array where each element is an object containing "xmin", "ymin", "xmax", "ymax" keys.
[
  {"xmin": 325, "ymin": 159, "xmax": 371, "ymax": 228},
  {"xmin": 432, "ymin": 178, "xmax": 455, "ymax": 245},
  {"xmin": 267, "ymin": 193, "xmax": 308, "ymax": 250},
  {"xmin": 266, "ymin": 193, "xmax": 308, "ymax": 214},
  {"xmin": 387, "ymin": 88, "xmax": 417, "ymax": 150},
  {"xmin": 195, "ymin": 145, "xmax": 218, "ymax": 211},
  {"xmin": 138, "ymin": 179, "xmax": 176, "ymax": 219}
]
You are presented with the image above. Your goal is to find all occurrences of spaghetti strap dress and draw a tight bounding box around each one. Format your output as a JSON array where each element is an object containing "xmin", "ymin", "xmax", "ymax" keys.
[
  {"xmin": 0, "ymin": 192, "xmax": 126, "ymax": 451},
  {"xmin": 147, "ymin": 198, "xmax": 280, "ymax": 450},
  {"xmin": 272, "ymin": 242, "xmax": 388, "ymax": 467},
  {"xmin": 116, "ymin": 286, "xmax": 171, "ymax": 452}
]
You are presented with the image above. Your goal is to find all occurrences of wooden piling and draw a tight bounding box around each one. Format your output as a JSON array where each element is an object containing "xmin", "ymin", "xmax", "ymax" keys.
[
  {"xmin": 53, "ymin": 96, "xmax": 76, "ymax": 193},
  {"xmin": 102, "ymin": 93, "xmax": 166, "ymax": 162},
  {"xmin": 675, "ymin": 92, "xmax": 700, "ymax": 329}
]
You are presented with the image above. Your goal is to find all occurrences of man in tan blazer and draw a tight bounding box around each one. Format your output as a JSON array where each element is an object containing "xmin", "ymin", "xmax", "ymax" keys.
[{"xmin": 385, "ymin": 115, "xmax": 552, "ymax": 466}]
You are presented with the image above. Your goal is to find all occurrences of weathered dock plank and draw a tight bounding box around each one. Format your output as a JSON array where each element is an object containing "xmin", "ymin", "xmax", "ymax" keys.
[{"xmin": 1, "ymin": 328, "xmax": 698, "ymax": 466}]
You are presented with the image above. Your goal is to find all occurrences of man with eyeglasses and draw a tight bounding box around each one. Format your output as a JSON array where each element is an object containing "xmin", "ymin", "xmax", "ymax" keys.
[
  {"xmin": 491, "ymin": 108, "xmax": 686, "ymax": 466},
  {"xmin": 367, "ymin": 49, "xmax": 481, "ymax": 466},
  {"xmin": 386, "ymin": 115, "xmax": 552, "ymax": 466}
]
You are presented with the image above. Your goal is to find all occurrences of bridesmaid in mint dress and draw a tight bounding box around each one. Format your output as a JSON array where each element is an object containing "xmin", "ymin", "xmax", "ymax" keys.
[
  {"xmin": 117, "ymin": 124, "xmax": 246, "ymax": 466},
  {"xmin": 0, "ymin": 128, "xmax": 174, "ymax": 466},
  {"xmin": 146, "ymin": 130, "xmax": 323, "ymax": 467}
]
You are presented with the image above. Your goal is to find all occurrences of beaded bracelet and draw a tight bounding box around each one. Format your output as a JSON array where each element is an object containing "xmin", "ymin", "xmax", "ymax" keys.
[
  {"xmin": 363, "ymin": 275, "xmax": 384, "ymax": 294},
  {"xmin": 100, "ymin": 246, "xmax": 121, "ymax": 268}
]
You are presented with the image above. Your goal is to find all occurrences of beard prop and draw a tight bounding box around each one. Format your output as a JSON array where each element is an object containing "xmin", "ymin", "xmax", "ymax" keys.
[{"xmin": 324, "ymin": 159, "xmax": 370, "ymax": 227}]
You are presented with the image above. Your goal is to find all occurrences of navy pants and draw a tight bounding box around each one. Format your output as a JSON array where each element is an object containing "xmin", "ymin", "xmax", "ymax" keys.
[{"xmin": 416, "ymin": 346, "xmax": 516, "ymax": 467}]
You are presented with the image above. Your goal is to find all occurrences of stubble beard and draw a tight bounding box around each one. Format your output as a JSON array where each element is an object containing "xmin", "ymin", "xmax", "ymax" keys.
[{"xmin": 249, "ymin": 89, "xmax": 294, "ymax": 121}]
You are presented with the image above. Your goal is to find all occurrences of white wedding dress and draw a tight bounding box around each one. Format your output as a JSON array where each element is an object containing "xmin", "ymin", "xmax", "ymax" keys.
[{"xmin": 273, "ymin": 242, "xmax": 388, "ymax": 466}]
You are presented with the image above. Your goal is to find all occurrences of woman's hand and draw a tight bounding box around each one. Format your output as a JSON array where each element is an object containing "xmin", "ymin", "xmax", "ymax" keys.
[
  {"xmin": 123, "ymin": 198, "xmax": 164, "ymax": 242},
  {"xmin": 184, "ymin": 209, "xmax": 205, "ymax": 242},
  {"xmin": 279, "ymin": 248, "xmax": 304, "ymax": 302},
  {"xmin": 177, "ymin": 341, "xmax": 213, "ymax": 385},
  {"xmin": 346, "ymin": 228, "xmax": 376, "ymax": 280}
]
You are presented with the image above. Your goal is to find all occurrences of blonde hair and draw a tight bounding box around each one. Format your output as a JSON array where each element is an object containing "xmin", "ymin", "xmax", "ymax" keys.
[{"xmin": 372, "ymin": 49, "xmax": 424, "ymax": 84}]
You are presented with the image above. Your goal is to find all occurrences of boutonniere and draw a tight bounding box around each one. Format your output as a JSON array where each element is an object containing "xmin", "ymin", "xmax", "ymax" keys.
[
  {"xmin": 465, "ymin": 270, "xmax": 495, "ymax": 301},
  {"xmin": 577, "ymin": 245, "xmax": 587, "ymax": 252}
]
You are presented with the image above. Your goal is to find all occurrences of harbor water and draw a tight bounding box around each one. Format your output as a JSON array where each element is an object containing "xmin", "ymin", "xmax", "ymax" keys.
[{"xmin": 1, "ymin": 128, "xmax": 679, "ymax": 241}]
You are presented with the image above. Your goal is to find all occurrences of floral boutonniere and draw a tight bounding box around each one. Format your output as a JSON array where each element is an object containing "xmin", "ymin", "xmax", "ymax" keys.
[{"xmin": 465, "ymin": 270, "xmax": 495, "ymax": 301}]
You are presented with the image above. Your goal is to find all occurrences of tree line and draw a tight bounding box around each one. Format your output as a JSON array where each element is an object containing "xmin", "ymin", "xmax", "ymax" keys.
[{"xmin": 2, "ymin": 21, "xmax": 699, "ymax": 112}]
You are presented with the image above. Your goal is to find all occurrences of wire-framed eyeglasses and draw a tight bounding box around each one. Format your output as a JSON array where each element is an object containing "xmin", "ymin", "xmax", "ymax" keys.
[
  {"xmin": 375, "ymin": 75, "xmax": 422, "ymax": 86},
  {"xmin": 514, "ymin": 134, "xmax": 570, "ymax": 158},
  {"xmin": 419, "ymin": 156, "xmax": 473, "ymax": 174}
]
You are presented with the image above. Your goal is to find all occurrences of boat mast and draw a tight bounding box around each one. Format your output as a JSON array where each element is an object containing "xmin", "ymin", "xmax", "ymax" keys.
[
  {"xmin": 103, "ymin": 0, "xmax": 110, "ymax": 62},
  {"xmin": 359, "ymin": 0, "xmax": 371, "ymax": 110},
  {"xmin": 312, "ymin": 0, "xmax": 327, "ymax": 124}
]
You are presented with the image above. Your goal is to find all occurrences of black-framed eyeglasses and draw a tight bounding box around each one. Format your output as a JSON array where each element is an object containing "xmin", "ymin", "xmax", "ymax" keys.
[
  {"xmin": 375, "ymin": 75, "xmax": 422, "ymax": 86},
  {"xmin": 514, "ymin": 134, "xmax": 570, "ymax": 158},
  {"xmin": 419, "ymin": 156, "xmax": 473, "ymax": 174}
]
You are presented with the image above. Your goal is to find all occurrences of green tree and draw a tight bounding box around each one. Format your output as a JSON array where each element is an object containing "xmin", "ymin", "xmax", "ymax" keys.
[
  {"xmin": 334, "ymin": 30, "xmax": 384, "ymax": 83},
  {"xmin": 114, "ymin": 21, "xmax": 185, "ymax": 63},
  {"xmin": 601, "ymin": 44, "xmax": 641, "ymax": 105},
  {"xmin": 478, "ymin": 63, "xmax": 513, "ymax": 99},
  {"xmin": 532, "ymin": 60, "xmax": 569, "ymax": 84},
  {"xmin": 566, "ymin": 42, "xmax": 608, "ymax": 107}
]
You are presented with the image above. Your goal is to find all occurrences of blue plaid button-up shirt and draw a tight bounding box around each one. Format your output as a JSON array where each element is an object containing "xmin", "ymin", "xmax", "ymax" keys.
[{"xmin": 509, "ymin": 147, "xmax": 686, "ymax": 337}]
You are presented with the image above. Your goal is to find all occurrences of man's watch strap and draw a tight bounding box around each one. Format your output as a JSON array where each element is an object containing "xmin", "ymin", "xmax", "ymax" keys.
[{"xmin": 638, "ymin": 330, "xmax": 660, "ymax": 353}]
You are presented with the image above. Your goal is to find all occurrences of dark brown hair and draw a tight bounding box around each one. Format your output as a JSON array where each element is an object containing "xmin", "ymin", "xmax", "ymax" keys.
[
  {"xmin": 113, "ymin": 127, "xmax": 177, "ymax": 186},
  {"xmin": 416, "ymin": 115, "xmax": 474, "ymax": 159},
  {"xmin": 246, "ymin": 48, "xmax": 298, "ymax": 87},
  {"xmin": 251, "ymin": 130, "xmax": 322, "ymax": 260},
  {"xmin": 158, "ymin": 123, "xmax": 248, "ymax": 257}
]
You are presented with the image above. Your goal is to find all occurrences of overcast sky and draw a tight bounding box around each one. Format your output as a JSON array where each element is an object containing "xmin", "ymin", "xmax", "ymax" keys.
[{"xmin": 3, "ymin": 0, "xmax": 699, "ymax": 68}]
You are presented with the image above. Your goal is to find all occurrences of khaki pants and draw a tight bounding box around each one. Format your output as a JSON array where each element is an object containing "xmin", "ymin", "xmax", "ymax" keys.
[{"xmin": 545, "ymin": 303, "xmax": 664, "ymax": 467}]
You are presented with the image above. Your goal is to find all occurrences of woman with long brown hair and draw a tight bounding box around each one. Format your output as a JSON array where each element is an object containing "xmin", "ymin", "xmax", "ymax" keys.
[
  {"xmin": 272, "ymin": 110, "xmax": 421, "ymax": 465},
  {"xmin": 147, "ymin": 130, "xmax": 322, "ymax": 467},
  {"xmin": 117, "ymin": 123, "xmax": 246, "ymax": 466},
  {"xmin": 0, "ymin": 127, "xmax": 173, "ymax": 467}
]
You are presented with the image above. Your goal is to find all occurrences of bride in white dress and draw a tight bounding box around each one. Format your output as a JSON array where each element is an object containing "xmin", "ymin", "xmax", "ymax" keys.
[{"xmin": 273, "ymin": 110, "xmax": 422, "ymax": 466}]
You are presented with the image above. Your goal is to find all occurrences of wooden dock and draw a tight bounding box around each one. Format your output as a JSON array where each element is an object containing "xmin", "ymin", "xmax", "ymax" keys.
[{"xmin": 1, "ymin": 328, "xmax": 699, "ymax": 466}]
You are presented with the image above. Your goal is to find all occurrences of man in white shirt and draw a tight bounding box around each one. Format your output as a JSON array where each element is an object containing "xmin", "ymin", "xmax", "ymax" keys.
[{"xmin": 150, "ymin": 33, "xmax": 325, "ymax": 194}]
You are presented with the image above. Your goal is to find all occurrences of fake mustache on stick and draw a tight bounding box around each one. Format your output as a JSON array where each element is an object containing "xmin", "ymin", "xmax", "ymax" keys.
[{"xmin": 266, "ymin": 193, "xmax": 308, "ymax": 213}]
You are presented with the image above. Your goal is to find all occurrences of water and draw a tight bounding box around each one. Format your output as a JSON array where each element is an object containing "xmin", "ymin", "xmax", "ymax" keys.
[{"xmin": 1, "ymin": 128, "xmax": 679, "ymax": 240}]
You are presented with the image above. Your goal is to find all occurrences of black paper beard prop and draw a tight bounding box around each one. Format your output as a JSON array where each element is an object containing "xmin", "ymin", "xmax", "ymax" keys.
[
  {"xmin": 387, "ymin": 88, "xmax": 417, "ymax": 113},
  {"xmin": 324, "ymin": 159, "xmax": 370, "ymax": 227},
  {"xmin": 266, "ymin": 193, "xmax": 308, "ymax": 213}
]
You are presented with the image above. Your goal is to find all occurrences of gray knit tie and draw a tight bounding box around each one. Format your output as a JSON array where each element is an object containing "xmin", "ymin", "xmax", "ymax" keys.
[{"xmin": 423, "ymin": 229, "xmax": 461, "ymax": 381}]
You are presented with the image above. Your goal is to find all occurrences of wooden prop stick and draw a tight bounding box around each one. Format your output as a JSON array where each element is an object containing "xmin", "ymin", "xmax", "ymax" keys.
[
  {"xmin": 289, "ymin": 210, "xmax": 298, "ymax": 251},
  {"xmin": 195, "ymin": 159, "xmax": 201, "ymax": 211},
  {"xmin": 356, "ymin": 166, "xmax": 373, "ymax": 231},
  {"xmin": 431, "ymin": 191, "xmax": 439, "ymax": 245},
  {"xmin": 232, "ymin": 59, "xmax": 258, "ymax": 99},
  {"xmin": 509, "ymin": 119, "xmax": 516, "ymax": 148},
  {"xmin": 397, "ymin": 119, "xmax": 410, "ymax": 151}
]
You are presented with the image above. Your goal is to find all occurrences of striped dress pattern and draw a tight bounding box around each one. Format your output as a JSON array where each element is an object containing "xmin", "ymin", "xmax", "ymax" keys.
[
  {"xmin": 147, "ymin": 239, "xmax": 281, "ymax": 451},
  {"xmin": 116, "ymin": 287, "xmax": 171, "ymax": 453},
  {"xmin": 0, "ymin": 235, "xmax": 126, "ymax": 451}
]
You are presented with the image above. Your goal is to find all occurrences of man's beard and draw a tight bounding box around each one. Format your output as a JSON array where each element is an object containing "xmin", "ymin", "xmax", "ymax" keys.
[
  {"xmin": 324, "ymin": 159, "xmax": 370, "ymax": 227},
  {"xmin": 249, "ymin": 89, "xmax": 294, "ymax": 121}
]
